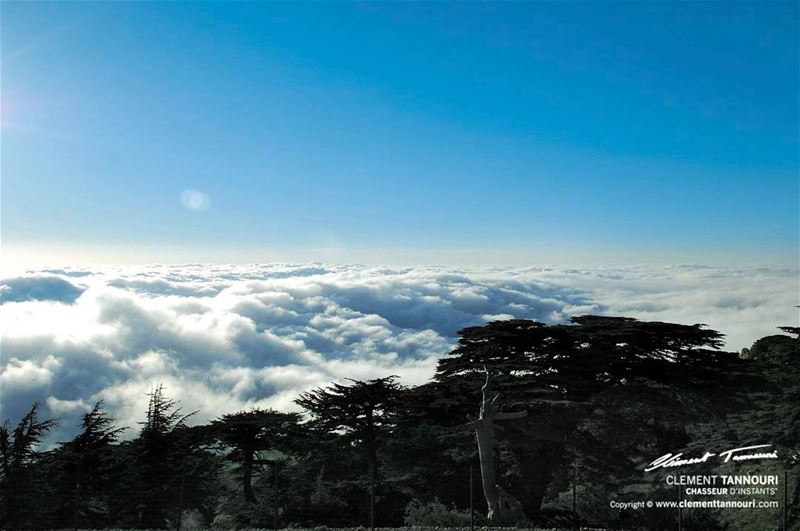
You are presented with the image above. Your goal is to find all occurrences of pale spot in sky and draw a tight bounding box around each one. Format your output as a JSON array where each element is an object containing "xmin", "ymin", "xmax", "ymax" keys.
[{"xmin": 180, "ymin": 189, "xmax": 211, "ymax": 211}]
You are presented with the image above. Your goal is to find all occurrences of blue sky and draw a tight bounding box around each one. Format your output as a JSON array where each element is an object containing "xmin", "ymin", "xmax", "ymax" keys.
[{"xmin": 2, "ymin": 2, "xmax": 798, "ymax": 266}]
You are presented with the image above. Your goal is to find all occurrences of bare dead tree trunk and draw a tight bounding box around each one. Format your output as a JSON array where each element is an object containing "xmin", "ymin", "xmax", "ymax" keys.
[{"xmin": 468, "ymin": 368, "xmax": 527, "ymax": 524}]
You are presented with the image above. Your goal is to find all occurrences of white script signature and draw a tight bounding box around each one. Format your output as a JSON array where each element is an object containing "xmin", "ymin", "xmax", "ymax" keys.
[{"xmin": 645, "ymin": 444, "xmax": 779, "ymax": 472}]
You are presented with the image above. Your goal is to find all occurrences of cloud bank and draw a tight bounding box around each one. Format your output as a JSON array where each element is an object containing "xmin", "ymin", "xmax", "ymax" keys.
[
  {"xmin": 1, "ymin": 264, "xmax": 796, "ymax": 443},
  {"xmin": 0, "ymin": 275, "xmax": 86, "ymax": 303}
]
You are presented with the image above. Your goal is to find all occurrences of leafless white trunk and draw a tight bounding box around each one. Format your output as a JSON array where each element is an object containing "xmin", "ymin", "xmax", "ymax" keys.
[{"xmin": 468, "ymin": 368, "xmax": 527, "ymax": 524}]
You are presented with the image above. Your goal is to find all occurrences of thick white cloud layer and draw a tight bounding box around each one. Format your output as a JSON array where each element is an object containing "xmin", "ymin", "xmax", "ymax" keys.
[{"xmin": 1, "ymin": 264, "xmax": 796, "ymax": 443}]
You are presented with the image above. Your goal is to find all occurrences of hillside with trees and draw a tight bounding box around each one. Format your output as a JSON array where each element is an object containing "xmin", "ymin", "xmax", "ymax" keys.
[{"xmin": 1, "ymin": 316, "xmax": 797, "ymax": 530}]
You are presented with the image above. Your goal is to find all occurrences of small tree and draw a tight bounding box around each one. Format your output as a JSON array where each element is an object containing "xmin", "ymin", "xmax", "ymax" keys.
[
  {"xmin": 212, "ymin": 408, "xmax": 302, "ymax": 505},
  {"xmin": 296, "ymin": 376, "xmax": 404, "ymax": 527},
  {"xmin": 113, "ymin": 384, "xmax": 199, "ymax": 528},
  {"xmin": 0, "ymin": 402, "xmax": 57, "ymax": 528},
  {"xmin": 52, "ymin": 401, "xmax": 126, "ymax": 528},
  {"xmin": 296, "ymin": 377, "xmax": 404, "ymax": 479}
]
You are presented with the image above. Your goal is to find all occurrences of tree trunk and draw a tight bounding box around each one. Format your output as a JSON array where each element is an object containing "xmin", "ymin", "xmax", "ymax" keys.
[
  {"xmin": 365, "ymin": 423, "xmax": 377, "ymax": 530},
  {"xmin": 242, "ymin": 449, "xmax": 256, "ymax": 504},
  {"xmin": 475, "ymin": 415, "xmax": 500, "ymax": 516},
  {"xmin": 471, "ymin": 369, "xmax": 527, "ymax": 524},
  {"xmin": 519, "ymin": 444, "xmax": 560, "ymax": 521}
]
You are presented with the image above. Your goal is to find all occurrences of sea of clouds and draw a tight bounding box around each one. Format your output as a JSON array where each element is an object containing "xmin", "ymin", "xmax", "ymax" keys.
[{"xmin": 1, "ymin": 263, "xmax": 797, "ymax": 443}]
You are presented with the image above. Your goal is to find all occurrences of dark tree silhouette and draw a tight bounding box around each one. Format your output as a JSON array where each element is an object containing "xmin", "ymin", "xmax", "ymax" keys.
[
  {"xmin": 434, "ymin": 316, "xmax": 743, "ymax": 522},
  {"xmin": 140, "ymin": 383, "xmax": 195, "ymax": 440},
  {"xmin": 114, "ymin": 384, "xmax": 201, "ymax": 528},
  {"xmin": 437, "ymin": 316, "xmax": 729, "ymax": 397},
  {"xmin": 691, "ymin": 326, "xmax": 799, "ymax": 530},
  {"xmin": 296, "ymin": 377, "xmax": 404, "ymax": 477},
  {"xmin": 0, "ymin": 317, "xmax": 793, "ymax": 530},
  {"xmin": 0, "ymin": 402, "xmax": 56, "ymax": 528},
  {"xmin": 212, "ymin": 408, "xmax": 303, "ymax": 504},
  {"xmin": 50, "ymin": 401, "xmax": 126, "ymax": 528},
  {"xmin": 296, "ymin": 376, "xmax": 404, "ymax": 527}
]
